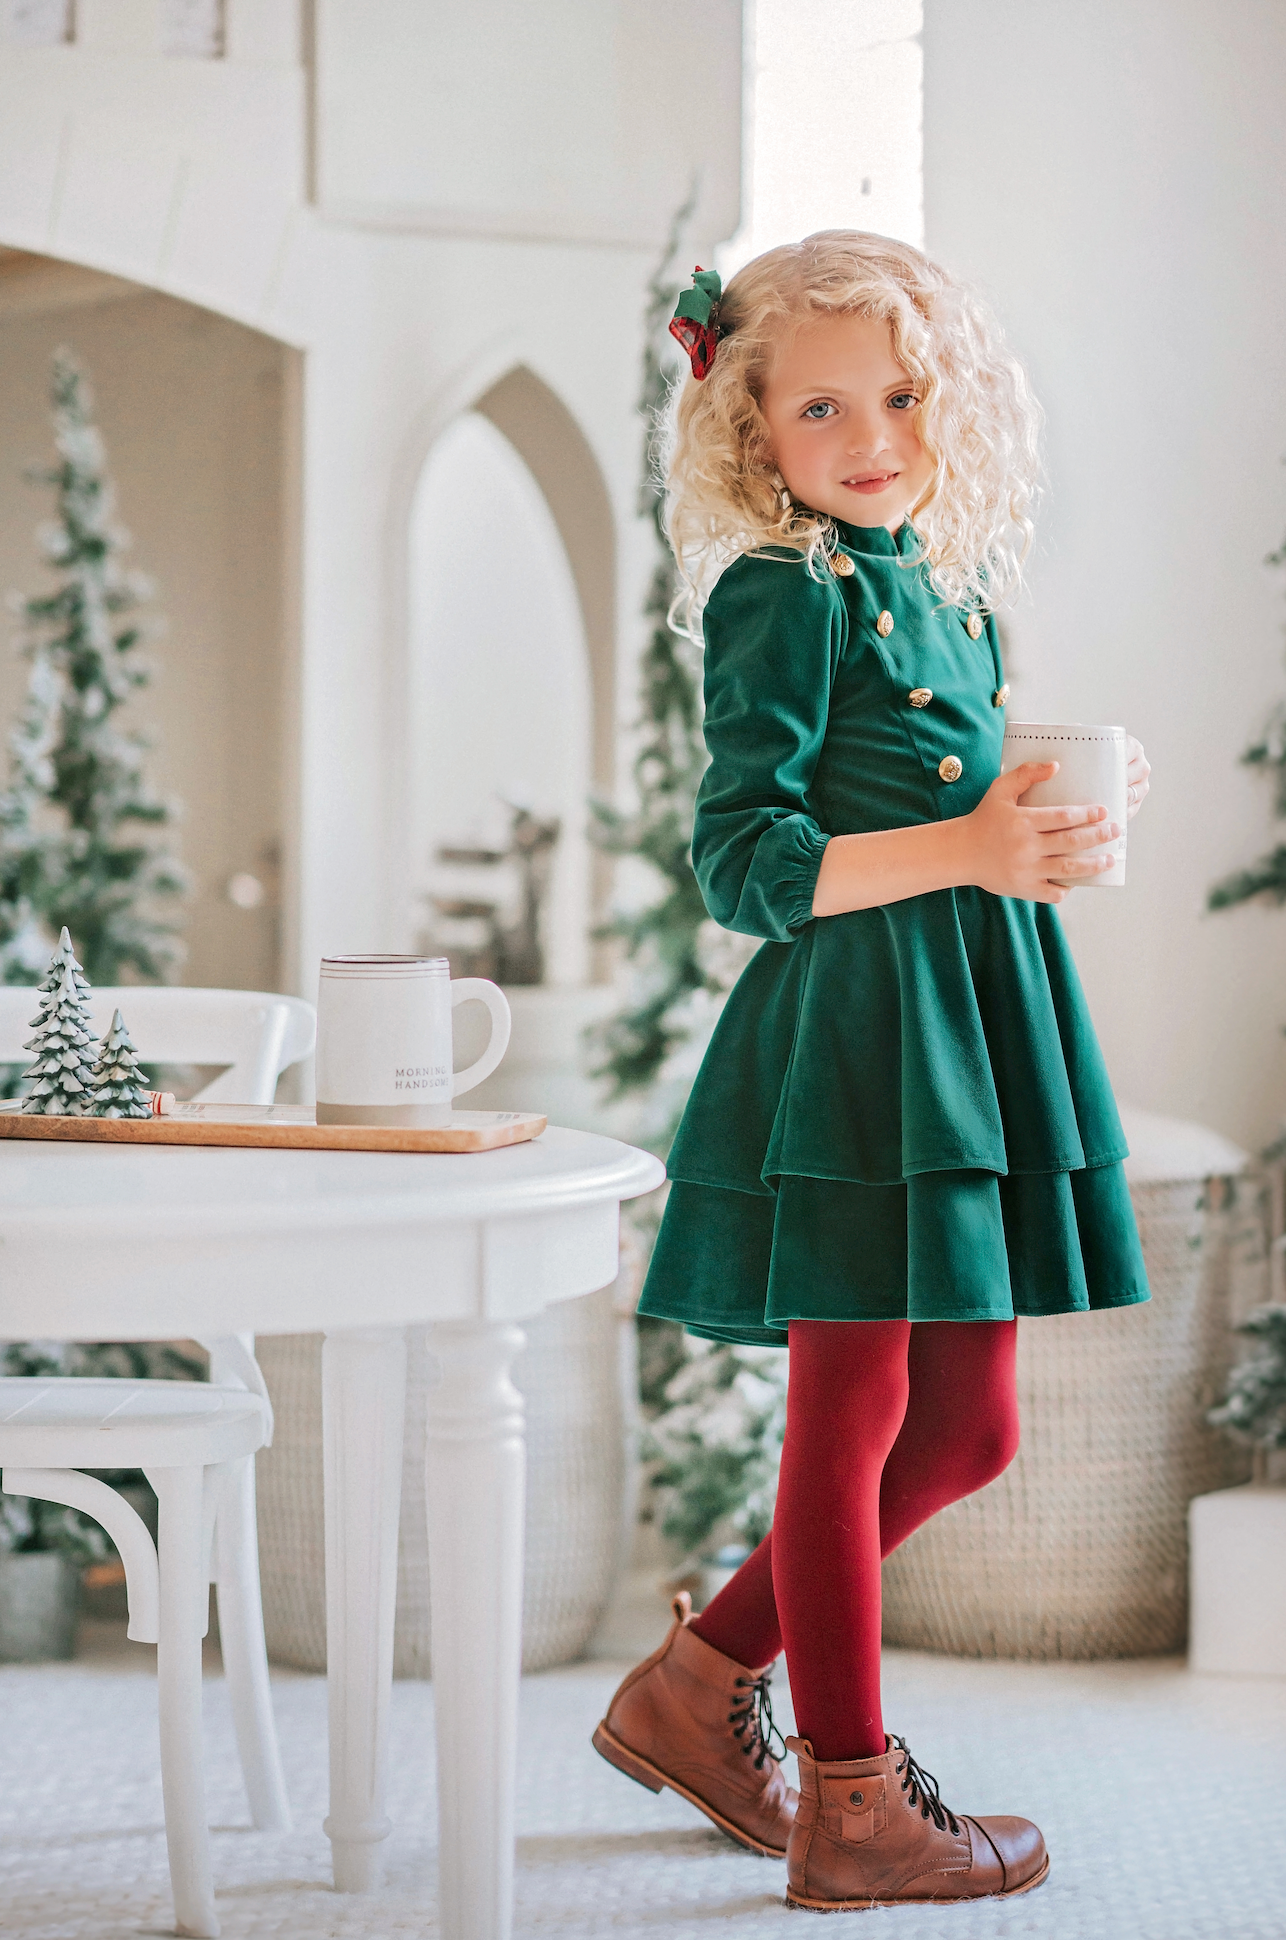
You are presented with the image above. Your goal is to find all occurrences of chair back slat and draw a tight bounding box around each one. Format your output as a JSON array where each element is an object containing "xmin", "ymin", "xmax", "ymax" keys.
[{"xmin": 0, "ymin": 987, "xmax": 315, "ymax": 1107}]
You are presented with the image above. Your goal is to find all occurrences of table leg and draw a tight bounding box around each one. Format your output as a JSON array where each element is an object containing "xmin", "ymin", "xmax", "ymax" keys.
[
  {"xmin": 424, "ymin": 1320, "xmax": 527, "ymax": 1940},
  {"xmin": 321, "ymin": 1326, "xmax": 408, "ymax": 1892}
]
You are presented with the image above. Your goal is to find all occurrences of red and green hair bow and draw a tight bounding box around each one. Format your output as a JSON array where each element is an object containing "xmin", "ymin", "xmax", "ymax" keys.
[{"xmin": 669, "ymin": 266, "xmax": 724, "ymax": 380}]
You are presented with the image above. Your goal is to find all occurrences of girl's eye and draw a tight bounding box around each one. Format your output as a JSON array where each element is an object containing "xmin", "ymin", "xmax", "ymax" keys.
[
  {"xmin": 802, "ymin": 401, "xmax": 835, "ymax": 420},
  {"xmin": 888, "ymin": 392, "xmax": 919, "ymax": 411}
]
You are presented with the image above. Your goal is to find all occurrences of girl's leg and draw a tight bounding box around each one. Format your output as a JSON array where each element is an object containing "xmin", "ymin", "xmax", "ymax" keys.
[
  {"xmin": 687, "ymin": 1530, "xmax": 778, "ymax": 1668},
  {"xmin": 692, "ymin": 1317, "xmax": 1020, "ymax": 1676},
  {"xmin": 772, "ymin": 1318, "xmax": 912, "ymax": 1759},
  {"xmin": 877, "ymin": 1318, "xmax": 1019, "ymax": 1553},
  {"xmin": 692, "ymin": 1322, "xmax": 912, "ymax": 1711}
]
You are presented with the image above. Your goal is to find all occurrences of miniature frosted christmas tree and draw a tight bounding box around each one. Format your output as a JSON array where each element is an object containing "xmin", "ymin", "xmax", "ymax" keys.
[
  {"xmin": 87, "ymin": 1009, "xmax": 152, "ymax": 1119},
  {"xmin": 21, "ymin": 927, "xmax": 97, "ymax": 1115}
]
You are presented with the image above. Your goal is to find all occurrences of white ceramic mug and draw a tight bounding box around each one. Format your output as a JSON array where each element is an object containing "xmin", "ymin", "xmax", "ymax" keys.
[
  {"xmin": 315, "ymin": 955, "xmax": 511, "ymax": 1127},
  {"xmin": 1000, "ymin": 722, "xmax": 1129, "ymax": 888}
]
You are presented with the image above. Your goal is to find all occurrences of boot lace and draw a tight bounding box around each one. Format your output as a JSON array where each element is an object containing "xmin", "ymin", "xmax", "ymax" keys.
[
  {"xmin": 890, "ymin": 1735, "xmax": 961, "ymax": 1835},
  {"xmin": 728, "ymin": 1672, "xmax": 786, "ymax": 1770}
]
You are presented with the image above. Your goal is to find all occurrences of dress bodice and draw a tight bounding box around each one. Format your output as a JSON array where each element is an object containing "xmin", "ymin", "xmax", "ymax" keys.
[
  {"xmin": 672, "ymin": 526, "xmax": 1127, "ymax": 1192},
  {"xmin": 690, "ymin": 526, "xmax": 1008, "ymax": 943}
]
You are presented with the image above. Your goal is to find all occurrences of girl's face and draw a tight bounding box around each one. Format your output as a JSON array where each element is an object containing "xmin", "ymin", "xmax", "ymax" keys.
[{"xmin": 758, "ymin": 311, "xmax": 934, "ymax": 530}]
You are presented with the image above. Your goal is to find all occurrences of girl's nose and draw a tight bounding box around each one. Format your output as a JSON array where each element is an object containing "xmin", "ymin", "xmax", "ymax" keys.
[{"xmin": 844, "ymin": 413, "xmax": 892, "ymax": 459}]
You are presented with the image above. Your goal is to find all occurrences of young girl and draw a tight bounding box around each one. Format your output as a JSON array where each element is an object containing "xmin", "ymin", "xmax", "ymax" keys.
[{"xmin": 593, "ymin": 232, "xmax": 1151, "ymax": 1912}]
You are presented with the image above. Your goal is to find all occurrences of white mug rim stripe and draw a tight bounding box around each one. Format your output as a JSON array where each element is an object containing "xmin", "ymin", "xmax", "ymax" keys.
[
  {"xmin": 320, "ymin": 966, "xmax": 449, "ymax": 975},
  {"xmin": 1003, "ymin": 723, "xmax": 1125, "ymax": 740},
  {"xmin": 321, "ymin": 957, "xmax": 450, "ymax": 979}
]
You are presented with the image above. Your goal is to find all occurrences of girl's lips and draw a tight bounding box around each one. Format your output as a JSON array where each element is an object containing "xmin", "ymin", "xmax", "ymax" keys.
[{"xmin": 843, "ymin": 472, "xmax": 898, "ymax": 495}]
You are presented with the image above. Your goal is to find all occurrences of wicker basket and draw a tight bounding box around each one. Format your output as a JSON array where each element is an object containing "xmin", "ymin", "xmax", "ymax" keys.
[
  {"xmin": 880, "ymin": 1171, "xmax": 1259, "ymax": 1659},
  {"xmin": 253, "ymin": 1286, "xmax": 629, "ymax": 1675}
]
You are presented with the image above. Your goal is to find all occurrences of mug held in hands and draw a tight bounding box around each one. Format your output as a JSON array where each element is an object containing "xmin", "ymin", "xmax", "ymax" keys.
[
  {"xmin": 1000, "ymin": 723, "xmax": 1128, "ymax": 888},
  {"xmin": 316, "ymin": 955, "xmax": 511, "ymax": 1127}
]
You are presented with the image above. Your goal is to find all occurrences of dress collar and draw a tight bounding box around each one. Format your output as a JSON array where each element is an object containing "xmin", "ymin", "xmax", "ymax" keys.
[{"xmin": 833, "ymin": 519, "xmax": 918, "ymax": 558}]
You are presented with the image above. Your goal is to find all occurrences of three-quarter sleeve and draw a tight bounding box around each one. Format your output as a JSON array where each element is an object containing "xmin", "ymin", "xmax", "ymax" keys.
[{"xmin": 691, "ymin": 552, "xmax": 845, "ymax": 943}]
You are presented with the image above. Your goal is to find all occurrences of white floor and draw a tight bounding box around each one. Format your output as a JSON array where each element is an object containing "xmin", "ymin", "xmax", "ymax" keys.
[{"xmin": 2, "ymin": 1587, "xmax": 1285, "ymax": 1940}]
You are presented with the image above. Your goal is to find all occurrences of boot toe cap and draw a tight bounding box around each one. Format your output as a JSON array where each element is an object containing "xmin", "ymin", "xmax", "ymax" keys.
[{"xmin": 973, "ymin": 1814, "xmax": 1047, "ymax": 1891}]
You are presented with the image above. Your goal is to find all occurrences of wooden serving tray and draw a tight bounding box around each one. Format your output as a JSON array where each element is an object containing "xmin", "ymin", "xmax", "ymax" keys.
[{"xmin": 0, "ymin": 1102, "xmax": 548, "ymax": 1154}]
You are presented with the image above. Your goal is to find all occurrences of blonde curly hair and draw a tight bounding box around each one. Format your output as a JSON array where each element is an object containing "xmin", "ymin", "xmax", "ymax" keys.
[{"xmin": 663, "ymin": 230, "xmax": 1042, "ymax": 629}]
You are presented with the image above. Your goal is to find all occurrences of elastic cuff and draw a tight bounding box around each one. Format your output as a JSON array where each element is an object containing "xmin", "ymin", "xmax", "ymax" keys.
[{"xmin": 781, "ymin": 825, "xmax": 830, "ymax": 934}]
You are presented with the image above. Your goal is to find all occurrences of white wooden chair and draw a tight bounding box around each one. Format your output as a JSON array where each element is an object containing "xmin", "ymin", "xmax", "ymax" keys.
[
  {"xmin": 0, "ymin": 984, "xmax": 316, "ymax": 1108},
  {"xmin": 0, "ymin": 986, "xmax": 316, "ymax": 1940}
]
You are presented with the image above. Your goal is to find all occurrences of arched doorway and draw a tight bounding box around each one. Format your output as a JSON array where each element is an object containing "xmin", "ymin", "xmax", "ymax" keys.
[
  {"xmin": 0, "ymin": 247, "xmax": 296, "ymax": 993},
  {"xmin": 402, "ymin": 366, "xmax": 616, "ymax": 988}
]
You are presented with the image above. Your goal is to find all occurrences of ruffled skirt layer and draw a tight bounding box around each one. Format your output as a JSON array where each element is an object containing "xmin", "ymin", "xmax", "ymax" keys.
[
  {"xmin": 639, "ymin": 1163, "xmax": 1149, "ymax": 1343},
  {"xmin": 639, "ymin": 887, "xmax": 1150, "ymax": 1339}
]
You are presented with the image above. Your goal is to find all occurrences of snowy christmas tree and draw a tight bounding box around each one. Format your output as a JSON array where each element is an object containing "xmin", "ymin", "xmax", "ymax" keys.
[
  {"xmin": 1208, "ymin": 1304, "xmax": 1286, "ymax": 1482},
  {"xmin": 21, "ymin": 927, "xmax": 97, "ymax": 1115},
  {"xmin": 87, "ymin": 1008, "xmax": 151, "ymax": 1119},
  {"xmin": 647, "ymin": 1338, "xmax": 789, "ymax": 1560},
  {"xmin": 0, "ymin": 638, "xmax": 61, "ymax": 983},
  {"xmin": 0, "ymin": 349, "xmax": 185, "ymax": 985}
]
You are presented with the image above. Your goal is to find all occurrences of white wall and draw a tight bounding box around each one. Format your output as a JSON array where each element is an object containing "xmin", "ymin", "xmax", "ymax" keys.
[
  {"xmin": 924, "ymin": 0, "xmax": 1286, "ymax": 1150},
  {"xmin": 0, "ymin": 1, "xmax": 744, "ymax": 998},
  {"xmin": 314, "ymin": 0, "xmax": 741, "ymax": 248}
]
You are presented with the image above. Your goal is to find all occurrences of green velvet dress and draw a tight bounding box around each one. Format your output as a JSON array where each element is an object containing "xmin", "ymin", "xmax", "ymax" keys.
[{"xmin": 638, "ymin": 519, "xmax": 1150, "ymax": 1345}]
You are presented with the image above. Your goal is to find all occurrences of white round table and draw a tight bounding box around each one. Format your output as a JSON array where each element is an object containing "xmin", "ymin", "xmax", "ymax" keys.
[{"xmin": 0, "ymin": 1125, "xmax": 665, "ymax": 1940}]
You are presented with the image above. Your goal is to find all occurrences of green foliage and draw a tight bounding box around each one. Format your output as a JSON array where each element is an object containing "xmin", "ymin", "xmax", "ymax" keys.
[
  {"xmin": 588, "ymin": 203, "xmax": 720, "ymax": 1113},
  {"xmin": 1, "ymin": 1339, "xmax": 205, "ymax": 1383},
  {"xmin": 637, "ymin": 1310, "xmax": 690, "ymax": 1414},
  {"xmin": 0, "ymin": 349, "xmax": 185, "ymax": 985},
  {"xmin": 0, "ymin": 1489, "xmax": 110, "ymax": 1563},
  {"xmin": 596, "ymin": 214, "xmax": 783, "ymax": 1551},
  {"xmin": 1208, "ymin": 1304, "xmax": 1286, "ymax": 1450},
  {"xmin": 1209, "ymin": 524, "xmax": 1286, "ymax": 912},
  {"xmin": 646, "ymin": 1338, "xmax": 788, "ymax": 1560}
]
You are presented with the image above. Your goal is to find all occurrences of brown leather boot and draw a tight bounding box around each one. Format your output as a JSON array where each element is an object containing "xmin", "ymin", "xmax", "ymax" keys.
[
  {"xmin": 785, "ymin": 1733, "xmax": 1048, "ymax": 1909},
  {"xmin": 592, "ymin": 1592, "xmax": 797, "ymax": 1857}
]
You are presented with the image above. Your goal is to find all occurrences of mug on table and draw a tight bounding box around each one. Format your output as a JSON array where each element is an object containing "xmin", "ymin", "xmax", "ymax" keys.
[{"xmin": 315, "ymin": 955, "xmax": 511, "ymax": 1127}]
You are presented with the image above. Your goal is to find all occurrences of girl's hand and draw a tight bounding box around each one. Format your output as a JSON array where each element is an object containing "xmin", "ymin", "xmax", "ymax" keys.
[
  {"xmin": 960, "ymin": 762, "xmax": 1120, "ymax": 904},
  {"xmin": 1126, "ymin": 736, "xmax": 1150, "ymax": 820}
]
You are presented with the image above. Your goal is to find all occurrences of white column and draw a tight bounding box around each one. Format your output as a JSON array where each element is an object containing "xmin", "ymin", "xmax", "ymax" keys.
[
  {"xmin": 423, "ymin": 1319, "xmax": 527, "ymax": 1940},
  {"xmin": 321, "ymin": 1326, "xmax": 408, "ymax": 1892}
]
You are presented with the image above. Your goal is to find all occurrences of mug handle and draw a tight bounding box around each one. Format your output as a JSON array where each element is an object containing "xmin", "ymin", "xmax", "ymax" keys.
[{"xmin": 450, "ymin": 979, "xmax": 512, "ymax": 1098}]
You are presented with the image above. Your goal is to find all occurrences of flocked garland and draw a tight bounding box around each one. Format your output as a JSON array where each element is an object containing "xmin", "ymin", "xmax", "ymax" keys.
[{"xmin": 592, "ymin": 209, "xmax": 787, "ymax": 1568}]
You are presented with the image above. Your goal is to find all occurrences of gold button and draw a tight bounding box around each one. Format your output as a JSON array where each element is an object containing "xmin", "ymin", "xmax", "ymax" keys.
[
  {"xmin": 993, "ymin": 683, "xmax": 1010, "ymax": 708},
  {"xmin": 908, "ymin": 687, "xmax": 933, "ymax": 708},
  {"xmin": 876, "ymin": 610, "xmax": 894, "ymax": 637},
  {"xmin": 966, "ymin": 613, "xmax": 984, "ymax": 640},
  {"xmin": 938, "ymin": 755, "xmax": 963, "ymax": 783},
  {"xmin": 831, "ymin": 551, "xmax": 855, "ymax": 576}
]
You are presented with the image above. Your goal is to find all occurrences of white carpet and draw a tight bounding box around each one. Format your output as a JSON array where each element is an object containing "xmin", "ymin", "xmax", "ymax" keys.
[{"xmin": 1, "ymin": 1607, "xmax": 1284, "ymax": 1940}]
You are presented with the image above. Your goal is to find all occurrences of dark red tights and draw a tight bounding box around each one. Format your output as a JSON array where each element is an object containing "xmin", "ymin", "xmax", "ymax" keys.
[{"xmin": 690, "ymin": 1318, "xmax": 1019, "ymax": 1761}]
